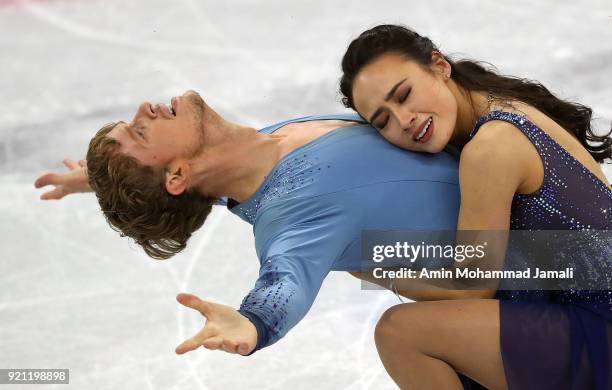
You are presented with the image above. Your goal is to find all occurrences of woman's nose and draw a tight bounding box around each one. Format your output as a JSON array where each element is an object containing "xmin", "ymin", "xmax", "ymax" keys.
[{"xmin": 396, "ymin": 110, "xmax": 417, "ymax": 131}]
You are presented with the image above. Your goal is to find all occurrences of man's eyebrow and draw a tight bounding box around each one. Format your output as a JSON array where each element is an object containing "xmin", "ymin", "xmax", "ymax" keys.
[
  {"xmin": 368, "ymin": 78, "xmax": 407, "ymax": 123},
  {"xmin": 122, "ymin": 122, "xmax": 144, "ymax": 145}
]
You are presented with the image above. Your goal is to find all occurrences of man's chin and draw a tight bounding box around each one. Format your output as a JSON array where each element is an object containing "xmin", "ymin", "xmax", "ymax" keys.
[
  {"xmin": 183, "ymin": 90, "xmax": 205, "ymax": 110},
  {"xmin": 183, "ymin": 89, "xmax": 201, "ymax": 99}
]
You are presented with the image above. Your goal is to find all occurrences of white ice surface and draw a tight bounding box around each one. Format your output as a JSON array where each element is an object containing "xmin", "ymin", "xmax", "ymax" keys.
[{"xmin": 0, "ymin": 1, "xmax": 611, "ymax": 389}]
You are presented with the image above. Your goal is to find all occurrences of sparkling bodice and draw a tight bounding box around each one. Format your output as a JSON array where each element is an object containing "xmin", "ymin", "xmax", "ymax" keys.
[{"xmin": 471, "ymin": 110, "xmax": 612, "ymax": 311}]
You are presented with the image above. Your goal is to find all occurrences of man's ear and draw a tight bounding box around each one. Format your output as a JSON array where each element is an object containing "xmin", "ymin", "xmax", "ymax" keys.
[{"xmin": 165, "ymin": 160, "xmax": 191, "ymax": 196}]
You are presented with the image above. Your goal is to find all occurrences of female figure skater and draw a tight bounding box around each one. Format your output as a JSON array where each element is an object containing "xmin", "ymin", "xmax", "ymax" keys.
[{"xmin": 340, "ymin": 24, "xmax": 612, "ymax": 389}]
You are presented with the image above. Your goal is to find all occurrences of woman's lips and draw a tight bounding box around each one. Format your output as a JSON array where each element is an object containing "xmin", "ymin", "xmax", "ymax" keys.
[{"xmin": 415, "ymin": 117, "xmax": 434, "ymax": 143}]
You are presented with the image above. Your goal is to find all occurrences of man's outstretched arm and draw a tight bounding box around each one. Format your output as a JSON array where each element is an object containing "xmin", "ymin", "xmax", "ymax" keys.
[{"xmin": 34, "ymin": 158, "xmax": 92, "ymax": 200}]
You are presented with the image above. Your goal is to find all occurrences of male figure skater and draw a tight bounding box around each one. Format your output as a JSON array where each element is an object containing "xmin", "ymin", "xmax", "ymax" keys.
[{"xmin": 35, "ymin": 91, "xmax": 493, "ymax": 380}]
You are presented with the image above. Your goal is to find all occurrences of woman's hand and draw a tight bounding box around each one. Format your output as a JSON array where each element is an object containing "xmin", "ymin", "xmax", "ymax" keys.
[
  {"xmin": 34, "ymin": 159, "xmax": 91, "ymax": 200},
  {"xmin": 175, "ymin": 293, "xmax": 257, "ymax": 356}
]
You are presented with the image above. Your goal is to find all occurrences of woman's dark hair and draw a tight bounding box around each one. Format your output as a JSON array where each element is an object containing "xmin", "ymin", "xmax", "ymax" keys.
[{"xmin": 340, "ymin": 24, "xmax": 612, "ymax": 163}]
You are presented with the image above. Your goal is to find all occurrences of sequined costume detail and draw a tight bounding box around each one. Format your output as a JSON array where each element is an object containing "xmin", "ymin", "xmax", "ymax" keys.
[
  {"xmin": 230, "ymin": 113, "xmax": 461, "ymax": 351},
  {"xmin": 471, "ymin": 110, "xmax": 612, "ymax": 390}
]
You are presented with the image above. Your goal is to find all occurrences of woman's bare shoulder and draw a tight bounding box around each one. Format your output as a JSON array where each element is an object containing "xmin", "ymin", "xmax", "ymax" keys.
[{"xmin": 462, "ymin": 113, "xmax": 540, "ymax": 166}]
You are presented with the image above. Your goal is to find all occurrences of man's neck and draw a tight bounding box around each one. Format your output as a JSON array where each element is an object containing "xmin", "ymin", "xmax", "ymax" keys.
[
  {"xmin": 189, "ymin": 118, "xmax": 359, "ymax": 202},
  {"xmin": 190, "ymin": 126, "xmax": 286, "ymax": 203}
]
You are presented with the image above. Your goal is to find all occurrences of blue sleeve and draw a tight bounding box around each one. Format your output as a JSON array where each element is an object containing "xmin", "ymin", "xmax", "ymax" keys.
[{"xmin": 238, "ymin": 200, "xmax": 351, "ymax": 353}]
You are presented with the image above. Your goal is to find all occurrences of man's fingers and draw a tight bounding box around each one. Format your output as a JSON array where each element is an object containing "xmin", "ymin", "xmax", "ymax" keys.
[
  {"xmin": 221, "ymin": 340, "xmax": 240, "ymax": 354},
  {"xmin": 78, "ymin": 160, "xmax": 87, "ymax": 167},
  {"xmin": 176, "ymin": 334, "xmax": 244, "ymax": 355},
  {"xmin": 175, "ymin": 324, "xmax": 218, "ymax": 354},
  {"xmin": 175, "ymin": 323, "xmax": 223, "ymax": 354},
  {"xmin": 63, "ymin": 159, "xmax": 80, "ymax": 170},
  {"xmin": 237, "ymin": 342, "xmax": 251, "ymax": 356},
  {"xmin": 176, "ymin": 293, "xmax": 213, "ymax": 317},
  {"xmin": 175, "ymin": 337, "xmax": 202, "ymax": 355},
  {"xmin": 201, "ymin": 336, "xmax": 224, "ymax": 350},
  {"xmin": 221, "ymin": 340, "xmax": 251, "ymax": 355},
  {"xmin": 34, "ymin": 173, "xmax": 59, "ymax": 188},
  {"xmin": 40, "ymin": 187, "xmax": 65, "ymax": 200},
  {"xmin": 35, "ymin": 173, "xmax": 66, "ymax": 200}
]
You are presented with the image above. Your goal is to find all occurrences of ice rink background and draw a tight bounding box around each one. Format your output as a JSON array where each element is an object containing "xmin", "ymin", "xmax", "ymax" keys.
[{"xmin": 1, "ymin": 0, "xmax": 611, "ymax": 389}]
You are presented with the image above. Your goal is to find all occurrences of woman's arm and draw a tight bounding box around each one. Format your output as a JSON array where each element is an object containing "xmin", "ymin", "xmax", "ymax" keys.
[
  {"xmin": 450, "ymin": 121, "xmax": 531, "ymax": 295},
  {"xmin": 349, "ymin": 271, "xmax": 496, "ymax": 300},
  {"xmin": 456, "ymin": 121, "xmax": 527, "ymax": 230}
]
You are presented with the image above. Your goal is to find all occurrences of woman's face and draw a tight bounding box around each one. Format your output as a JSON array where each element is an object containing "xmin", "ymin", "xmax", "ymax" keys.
[{"xmin": 352, "ymin": 52, "xmax": 458, "ymax": 153}]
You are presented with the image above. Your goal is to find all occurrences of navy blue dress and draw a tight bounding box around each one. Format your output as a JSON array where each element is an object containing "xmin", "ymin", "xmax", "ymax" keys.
[{"xmin": 463, "ymin": 111, "xmax": 612, "ymax": 390}]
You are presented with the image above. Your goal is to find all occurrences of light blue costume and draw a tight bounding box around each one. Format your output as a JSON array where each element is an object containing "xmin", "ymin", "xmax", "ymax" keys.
[{"xmin": 218, "ymin": 114, "xmax": 460, "ymax": 352}]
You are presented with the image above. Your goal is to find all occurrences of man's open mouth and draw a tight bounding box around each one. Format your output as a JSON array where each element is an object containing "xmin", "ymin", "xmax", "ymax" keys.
[{"xmin": 167, "ymin": 97, "xmax": 176, "ymax": 116}]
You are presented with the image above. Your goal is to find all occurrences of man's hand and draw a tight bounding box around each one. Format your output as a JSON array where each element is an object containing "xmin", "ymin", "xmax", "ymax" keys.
[
  {"xmin": 34, "ymin": 159, "xmax": 91, "ymax": 200},
  {"xmin": 175, "ymin": 293, "xmax": 257, "ymax": 356}
]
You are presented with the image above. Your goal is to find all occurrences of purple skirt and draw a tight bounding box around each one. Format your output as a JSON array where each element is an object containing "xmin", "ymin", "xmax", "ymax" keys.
[{"xmin": 460, "ymin": 296, "xmax": 611, "ymax": 389}]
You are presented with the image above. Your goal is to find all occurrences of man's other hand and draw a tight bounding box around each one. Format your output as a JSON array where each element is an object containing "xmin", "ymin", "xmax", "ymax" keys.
[
  {"xmin": 34, "ymin": 159, "xmax": 91, "ymax": 200},
  {"xmin": 175, "ymin": 293, "xmax": 257, "ymax": 356}
]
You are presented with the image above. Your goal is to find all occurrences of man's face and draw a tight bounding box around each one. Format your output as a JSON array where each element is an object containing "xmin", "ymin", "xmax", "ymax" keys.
[{"xmin": 108, "ymin": 90, "xmax": 206, "ymax": 167}]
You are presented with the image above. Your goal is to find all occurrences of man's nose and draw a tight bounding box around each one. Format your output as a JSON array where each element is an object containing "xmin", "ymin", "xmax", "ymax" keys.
[{"xmin": 134, "ymin": 102, "xmax": 156, "ymax": 121}]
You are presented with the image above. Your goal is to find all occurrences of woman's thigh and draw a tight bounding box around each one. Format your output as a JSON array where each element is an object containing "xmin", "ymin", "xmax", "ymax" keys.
[{"xmin": 376, "ymin": 299, "xmax": 506, "ymax": 389}]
